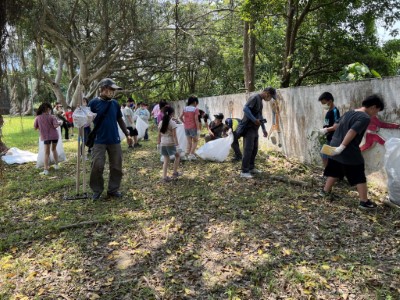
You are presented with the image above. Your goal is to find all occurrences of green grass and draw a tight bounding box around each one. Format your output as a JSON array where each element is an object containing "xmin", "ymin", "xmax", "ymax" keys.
[{"xmin": 0, "ymin": 116, "xmax": 399, "ymax": 299}]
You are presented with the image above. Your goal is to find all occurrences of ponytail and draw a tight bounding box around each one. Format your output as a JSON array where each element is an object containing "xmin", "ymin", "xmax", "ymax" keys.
[{"xmin": 160, "ymin": 106, "xmax": 174, "ymax": 134}]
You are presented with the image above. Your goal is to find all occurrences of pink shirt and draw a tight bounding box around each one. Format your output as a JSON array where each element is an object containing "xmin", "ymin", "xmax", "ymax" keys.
[
  {"xmin": 34, "ymin": 114, "xmax": 59, "ymax": 141},
  {"xmin": 182, "ymin": 106, "xmax": 199, "ymax": 130}
]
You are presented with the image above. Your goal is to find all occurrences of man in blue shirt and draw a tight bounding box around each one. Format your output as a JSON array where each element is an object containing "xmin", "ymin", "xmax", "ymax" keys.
[
  {"xmin": 238, "ymin": 87, "xmax": 276, "ymax": 178},
  {"xmin": 88, "ymin": 78, "xmax": 132, "ymax": 200}
]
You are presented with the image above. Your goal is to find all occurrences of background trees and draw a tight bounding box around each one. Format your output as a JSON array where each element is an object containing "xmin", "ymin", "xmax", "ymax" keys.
[{"xmin": 1, "ymin": 0, "xmax": 400, "ymax": 114}]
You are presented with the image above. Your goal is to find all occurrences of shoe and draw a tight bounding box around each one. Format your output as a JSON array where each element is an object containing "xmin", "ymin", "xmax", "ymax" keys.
[
  {"xmin": 40, "ymin": 170, "xmax": 49, "ymax": 175},
  {"xmin": 162, "ymin": 176, "xmax": 172, "ymax": 182},
  {"xmin": 92, "ymin": 193, "xmax": 102, "ymax": 200},
  {"xmin": 231, "ymin": 157, "xmax": 242, "ymax": 162},
  {"xmin": 240, "ymin": 172, "xmax": 253, "ymax": 179},
  {"xmin": 53, "ymin": 164, "xmax": 59, "ymax": 170},
  {"xmin": 172, "ymin": 172, "xmax": 183, "ymax": 178},
  {"xmin": 107, "ymin": 191, "xmax": 123, "ymax": 198},
  {"xmin": 359, "ymin": 200, "xmax": 377, "ymax": 210},
  {"xmin": 250, "ymin": 168, "xmax": 262, "ymax": 174},
  {"xmin": 134, "ymin": 143, "xmax": 142, "ymax": 147},
  {"xmin": 318, "ymin": 189, "xmax": 340, "ymax": 201},
  {"xmin": 128, "ymin": 145, "xmax": 133, "ymax": 148},
  {"xmin": 188, "ymin": 154, "xmax": 197, "ymax": 161}
]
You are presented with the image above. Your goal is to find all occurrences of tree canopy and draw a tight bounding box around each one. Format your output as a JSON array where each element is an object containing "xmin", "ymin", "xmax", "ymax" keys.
[{"xmin": 1, "ymin": 0, "xmax": 400, "ymax": 113}]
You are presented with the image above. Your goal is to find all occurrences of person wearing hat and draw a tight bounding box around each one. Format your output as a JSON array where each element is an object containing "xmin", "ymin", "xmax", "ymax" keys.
[
  {"xmin": 204, "ymin": 113, "xmax": 225, "ymax": 143},
  {"xmin": 238, "ymin": 87, "xmax": 276, "ymax": 178},
  {"xmin": 88, "ymin": 78, "xmax": 133, "ymax": 200}
]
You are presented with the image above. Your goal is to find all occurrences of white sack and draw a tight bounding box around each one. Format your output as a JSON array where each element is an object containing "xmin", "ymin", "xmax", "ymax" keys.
[
  {"xmin": 195, "ymin": 133, "xmax": 233, "ymax": 162},
  {"xmin": 72, "ymin": 106, "xmax": 96, "ymax": 128},
  {"xmin": 384, "ymin": 138, "xmax": 400, "ymax": 205},
  {"xmin": 36, "ymin": 127, "xmax": 67, "ymax": 168},
  {"xmin": 1, "ymin": 147, "xmax": 37, "ymax": 164},
  {"xmin": 136, "ymin": 117, "xmax": 148, "ymax": 140}
]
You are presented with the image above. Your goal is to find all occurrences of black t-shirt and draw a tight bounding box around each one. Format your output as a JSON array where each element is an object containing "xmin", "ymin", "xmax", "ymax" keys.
[
  {"xmin": 323, "ymin": 107, "xmax": 340, "ymax": 142},
  {"xmin": 330, "ymin": 110, "xmax": 370, "ymax": 165}
]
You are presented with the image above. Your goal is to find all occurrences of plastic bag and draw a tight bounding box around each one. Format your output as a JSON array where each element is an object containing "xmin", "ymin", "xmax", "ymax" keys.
[
  {"xmin": 1, "ymin": 147, "xmax": 37, "ymax": 164},
  {"xmin": 72, "ymin": 106, "xmax": 96, "ymax": 128},
  {"xmin": 384, "ymin": 138, "xmax": 400, "ymax": 205},
  {"xmin": 136, "ymin": 116, "xmax": 148, "ymax": 140},
  {"xmin": 195, "ymin": 133, "xmax": 233, "ymax": 162},
  {"xmin": 36, "ymin": 127, "xmax": 67, "ymax": 168}
]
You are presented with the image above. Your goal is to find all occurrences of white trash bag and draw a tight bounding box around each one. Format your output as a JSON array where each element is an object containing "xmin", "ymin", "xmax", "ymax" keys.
[
  {"xmin": 136, "ymin": 117, "xmax": 148, "ymax": 140},
  {"xmin": 72, "ymin": 106, "xmax": 96, "ymax": 128},
  {"xmin": 36, "ymin": 127, "xmax": 67, "ymax": 168},
  {"xmin": 196, "ymin": 133, "xmax": 233, "ymax": 162},
  {"xmin": 384, "ymin": 138, "xmax": 400, "ymax": 206}
]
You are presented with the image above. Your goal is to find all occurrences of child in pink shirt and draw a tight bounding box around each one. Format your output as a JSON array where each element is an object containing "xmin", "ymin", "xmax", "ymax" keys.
[
  {"xmin": 34, "ymin": 102, "xmax": 60, "ymax": 175},
  {"xmin": 179, "ymin": 96, "xmax": 200, "ymax": 160}
]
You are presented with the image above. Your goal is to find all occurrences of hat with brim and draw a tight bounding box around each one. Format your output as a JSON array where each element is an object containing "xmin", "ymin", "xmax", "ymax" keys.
[{"xmin": 99, "ymin": 78, "xmax": 123, "ymax": 90}]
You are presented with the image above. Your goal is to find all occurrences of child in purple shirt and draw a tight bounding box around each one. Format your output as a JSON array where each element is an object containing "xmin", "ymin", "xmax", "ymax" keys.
[{"xmin": 34, "ymin": 102, "xmax": 60, "ymax": 175}]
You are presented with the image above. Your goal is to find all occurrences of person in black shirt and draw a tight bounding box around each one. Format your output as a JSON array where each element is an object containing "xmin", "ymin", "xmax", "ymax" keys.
[{"xmin": 318, "ymin": 92, "xmax": 340, "ymax": 167}]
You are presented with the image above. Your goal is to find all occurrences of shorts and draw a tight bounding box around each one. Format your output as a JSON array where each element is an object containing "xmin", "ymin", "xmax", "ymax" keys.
[
  {"xmin": 185, "ymin": 128, "xmax": 198, "ymax": 138},
  {"xmin": 323, "ymin": 159, "xmax": 366, "ymax": 186},
  {"xmin": 161, "ymin": 145, "xmax": 177, "ymax": 156},
  {"xmin": 44, "ymin": 139, "xmax": 58, "ymax": 145},
  {"xmin": 127, "ymin": 127, "xmax": 138, "ymax": 137}
]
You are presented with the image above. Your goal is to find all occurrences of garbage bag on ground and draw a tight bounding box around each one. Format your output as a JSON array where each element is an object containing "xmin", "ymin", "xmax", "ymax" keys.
[
  {"xmin": 195, "ymin": 133, "xmax": 233, "ymax": 162},
  {"xmin": 1, "ymin": 148, "xmax": 37, "ymax": 164},
  {"xmin": 36, "ymin": 127, "xmax": 67, "ymax": 168},
  {"xmin": 384, "ymin": 138, "xmax": 400, "ymax": 205}
]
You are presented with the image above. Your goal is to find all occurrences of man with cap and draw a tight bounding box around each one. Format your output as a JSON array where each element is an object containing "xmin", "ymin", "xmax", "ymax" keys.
[
  {"xmin": 204, "ymin": 113, "xmax": 225, "ymax": 143},
  {"xmin": 88, "ymin": 78, "xmax": 133, "ymax": 200},
  {"xmin": 238, "ymin": 87, "xmax": 276, "ymax": 178}
]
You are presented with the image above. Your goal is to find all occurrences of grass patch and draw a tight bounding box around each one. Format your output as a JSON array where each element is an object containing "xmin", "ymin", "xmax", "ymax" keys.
[{"xmin": 0, "ymin": 117, "xmax": 399, "ymax": 299}]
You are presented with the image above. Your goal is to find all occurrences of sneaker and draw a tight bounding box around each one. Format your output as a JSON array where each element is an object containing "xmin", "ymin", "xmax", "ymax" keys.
[
  {"xmin": 188, "ymin": 154, "xmax": 197, "ymax": 161},
  {"xmin": 318, "ymin": 189, "xmax": 340, "ymax": 201},
  {"xmin": 53, "ymin": 164, "xmax": 59, "ymax": 170},
  {"xmin": 40, "ymin": 170, "xmax": 49, "ymax": 175},
  {"xmin": 92, "ymin": 192, "xmax": 102, "ymax": 200},
  {"xmin": 128, "ymin": 145, "xmax": 133, "ymax": 148},
  {"xmin": 172, "ymin": 171, "xmax": 183, "ymax": 178},
  {"xmin": 359, "ymin": 200, "xmax": 377, "ymax": 210},
  {"xmin": 250, "ymin": 168, "xmax": 262, "ymax": 174},
  {"xmin": 240, "ymin": 172, "xmax": 253, "ymax": 179},
  {"xmin": 134, "ymin": 143, "xmax": 142, "ymax": 147},
  {"xmin": 107, "ymin": 191, "xmax": 123, "ymax": 198},
  {"xmin": 231, "ymin": 157, "xmax": 242, "ymax": 162},
  {"xmin": 162, "ymin": 176, "xmax": 172, "ymax": 183}
]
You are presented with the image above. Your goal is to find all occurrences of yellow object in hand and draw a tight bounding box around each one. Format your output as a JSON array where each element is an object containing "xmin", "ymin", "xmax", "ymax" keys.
[{"xmin": 320, "ymin": 144, "xmax": 337, "ymax": 156}]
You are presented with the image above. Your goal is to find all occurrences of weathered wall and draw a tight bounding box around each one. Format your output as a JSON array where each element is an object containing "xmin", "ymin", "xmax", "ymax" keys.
[{"xmin": 173, "ymin": 76, "xmax": 400, "ymax": 188}]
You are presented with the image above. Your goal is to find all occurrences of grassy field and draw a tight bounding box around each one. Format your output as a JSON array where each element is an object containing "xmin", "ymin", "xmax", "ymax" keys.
[{"xmin": 0, "ymin": 116, "xmax": 399, "ymax": 299}]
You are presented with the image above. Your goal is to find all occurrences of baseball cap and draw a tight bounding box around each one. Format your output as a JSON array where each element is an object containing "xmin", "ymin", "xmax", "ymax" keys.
[
  {"xmin": 98, "ymin": 78, "xmax": 123, "ymax": 90},
  {"xmin": 214, "ymin": 113, "xmax": 224, "ymax": 120},
  {"xmin": 263, "ymin": 87, "xmax": 277, "ymax": 99}
]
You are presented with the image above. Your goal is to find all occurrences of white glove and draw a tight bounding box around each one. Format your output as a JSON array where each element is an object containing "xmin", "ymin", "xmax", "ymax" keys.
[
  {"xmin": 332, "ymin": 144, "xmax": 346, "ymax": 156},
  {"xmin": 319, "ymin": 128, "xmax": 328, "ymax": 135},
  {"xmin": 156, "ymin": 144, "xmax": 160, "ymax": 153}
]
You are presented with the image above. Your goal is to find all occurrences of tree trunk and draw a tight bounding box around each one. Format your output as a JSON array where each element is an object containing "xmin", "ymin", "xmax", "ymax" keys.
[{"xmin": 243, "ymin": 21, "xmax": 256, "ymax": 92}]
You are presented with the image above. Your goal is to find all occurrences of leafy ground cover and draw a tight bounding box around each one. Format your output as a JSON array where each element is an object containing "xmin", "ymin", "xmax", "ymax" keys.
[{"xmin": 0, "ymin": 117, "xmax": 399, "ymax": 299}]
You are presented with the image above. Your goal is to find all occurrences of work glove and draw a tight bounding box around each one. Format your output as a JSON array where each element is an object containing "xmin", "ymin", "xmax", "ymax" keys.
[
  {"xmin": 319, "ymin": 128, "xmax": 328, "ymax": 135},
  {"xmin": 331, "ymin": 144, "xmax": 346, "ymax": 156}
]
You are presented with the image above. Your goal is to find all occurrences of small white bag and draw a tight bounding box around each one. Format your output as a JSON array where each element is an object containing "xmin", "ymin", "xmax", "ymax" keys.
[{"xmin": 136, "ymin": 117, "xmax": 149, "ymax": 140}]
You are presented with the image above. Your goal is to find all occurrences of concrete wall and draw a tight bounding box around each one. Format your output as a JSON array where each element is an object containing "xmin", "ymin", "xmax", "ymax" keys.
[{"xmin": 173, "ymin": 76, "xmax": 400, "ymax": 188}]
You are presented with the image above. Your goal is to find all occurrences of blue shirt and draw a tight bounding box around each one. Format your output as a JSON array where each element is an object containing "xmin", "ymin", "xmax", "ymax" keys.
[{"xmin": 88, "ymin": 97, "xmax": 122, "ymax": 144}]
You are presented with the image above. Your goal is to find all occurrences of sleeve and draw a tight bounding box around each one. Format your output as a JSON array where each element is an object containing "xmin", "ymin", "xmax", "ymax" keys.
[
  {"xmin": 34, "ymin": 117, "xmax": 38, "ymax": 129},
  {"xmin": 52, "ymin": 116, "xmax": 59, "ymax": 127},
  {"xmin": 115, "ymin": 101, "xmax": 123, "ymax": 119},
  {"xmin": 351, "ymin": 115, "xmax": 370, "ymax": 134}
]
